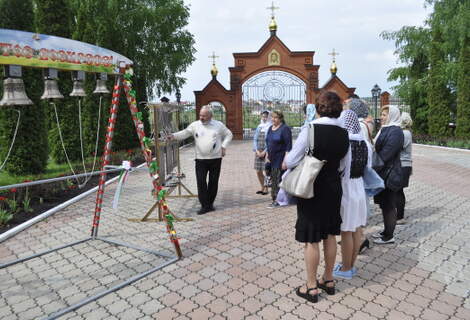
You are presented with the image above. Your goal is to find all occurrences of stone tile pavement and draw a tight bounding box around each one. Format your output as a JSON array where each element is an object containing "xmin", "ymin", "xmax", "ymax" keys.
[{"xmin": 0, "ymin": 141, "xmax": 469, "ymax": 319}]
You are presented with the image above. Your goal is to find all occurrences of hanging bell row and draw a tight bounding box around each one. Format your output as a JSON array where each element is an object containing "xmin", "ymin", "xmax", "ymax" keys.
[
  {"xmin": 0, "ymin": 66, "xmax": 111, "ymax": 106},
  {"xmin": 41, "ymin": 69, "xmax": 110, "ymax": 100}
]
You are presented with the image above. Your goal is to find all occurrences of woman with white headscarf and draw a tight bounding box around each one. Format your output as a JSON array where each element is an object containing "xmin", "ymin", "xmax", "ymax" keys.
[
  {"xmin": 372, "ymin": 105, "xmax": 404, "ymax": 244},
  {"xmin": 253, "ymin": 111, "xmax": 271, "ymax": 195},
  {"xmin": 334, "ymin": 110, "xmax": 370, "ymax": 279}
]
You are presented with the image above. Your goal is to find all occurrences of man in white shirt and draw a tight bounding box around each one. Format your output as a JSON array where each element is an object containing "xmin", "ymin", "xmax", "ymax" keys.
[{"xmin": 169, "ymin": 105, "xmax": 233, "ymax": 215}]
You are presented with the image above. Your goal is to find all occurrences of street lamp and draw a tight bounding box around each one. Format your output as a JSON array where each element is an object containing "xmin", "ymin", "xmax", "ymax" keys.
[
  {"xmin": 175, "ymin": 89, "xmax": 181, "ymax": 105},
  {"xmin": 371, "ymin": 84, "xmax": 381, "ymax": 133}
]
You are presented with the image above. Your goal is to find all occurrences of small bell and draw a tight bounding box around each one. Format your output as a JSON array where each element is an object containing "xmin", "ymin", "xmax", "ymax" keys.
[
  {"xmin": 41, "ymin": 69, "xmax": 64, "ymax": 100},
  {"xmin": 93, "ymin": 73, "xmax": 110, "ymax": 94},
  {"xmin": 70, "ymin": 71, "xmax": 86, "ymax": 97},
  {"xmin": 0, "ymin": 65, "xmax": 33, "ymax": 106}
]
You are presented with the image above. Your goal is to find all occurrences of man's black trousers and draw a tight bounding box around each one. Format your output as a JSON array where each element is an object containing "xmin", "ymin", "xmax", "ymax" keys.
[{"xmin": 195, "ymin": 158, "xmax": 222, "ymax": 209}]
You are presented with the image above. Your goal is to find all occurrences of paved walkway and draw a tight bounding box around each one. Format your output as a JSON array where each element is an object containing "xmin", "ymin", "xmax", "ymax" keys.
[{"xmin": 0, "ymin": 142, "xmax": 469, "ymax": 320}]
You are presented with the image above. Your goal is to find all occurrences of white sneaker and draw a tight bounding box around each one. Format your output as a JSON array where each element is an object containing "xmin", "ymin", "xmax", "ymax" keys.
[
  {"xmin": 396, "ymin": 219, "xmax": 407, "ymax": 225},
  {"xmin": 371, "ymin": 232, "xmax": 384, "ymax": 239},
  {"xmin": 373, "ymin": 237, "xmax": 395, "ymax": 244},
  {"xmin": 267, "ymin": 201, "xmax": 280, "ymax": 208}
]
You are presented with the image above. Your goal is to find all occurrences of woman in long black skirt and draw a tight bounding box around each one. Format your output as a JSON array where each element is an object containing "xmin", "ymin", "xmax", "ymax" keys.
[{"xmin": 284, "ymin": 91, "xmax": 349, "ymax": 303}]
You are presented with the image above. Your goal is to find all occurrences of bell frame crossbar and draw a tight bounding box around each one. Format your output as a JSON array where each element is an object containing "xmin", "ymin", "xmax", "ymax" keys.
[{"xmin": 0, "ymin": 29, "xmax": 182, "ymax": 319}]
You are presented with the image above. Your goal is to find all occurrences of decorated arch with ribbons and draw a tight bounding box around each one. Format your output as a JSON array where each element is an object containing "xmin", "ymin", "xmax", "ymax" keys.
[{"xmin": 0, "ymin": 28, "xmax": 181, "ymax": 319}]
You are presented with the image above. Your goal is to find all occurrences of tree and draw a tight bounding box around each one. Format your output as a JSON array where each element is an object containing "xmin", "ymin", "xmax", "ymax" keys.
[
  {"xmin": 427, "ymin": 28, "xmax": 452, "ymax": 137},
  {"xmin": 381, "ymin": 27, "xmax": 430, "ymax": 134},
  {"xmin": 455, "ymin": 4, "xmax": 470, "ymax": 139},
  {"xmin": 35, "ymin": 0, "xmax": 84, "ymax": 163},
  {"xmin": 70, "ymin": 0, "xmax": 196, "ymax": 152},
  {"xmin": 0, "ymin": 0, "xmax": 48, "ymax": 175}
]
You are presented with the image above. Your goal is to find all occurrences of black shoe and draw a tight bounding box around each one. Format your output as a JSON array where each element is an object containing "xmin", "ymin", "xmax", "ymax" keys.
[
  {"xmin": 317, "ymin": 278, "xmax": 335, "ymax": 295},
  {"xmin": 359, "ymin": 238, "xmax": 370, "ymax": 254},
  {"xmin": 295, "ymin": 284, "xmax": 319, "ymax": 303},
  {"xmin": 197, "ymin": 207, "xmax": 210, "ymax": 215},
  {"xmin": 208, "ymin": 205, "xmax": 215, "ymax": 212}
]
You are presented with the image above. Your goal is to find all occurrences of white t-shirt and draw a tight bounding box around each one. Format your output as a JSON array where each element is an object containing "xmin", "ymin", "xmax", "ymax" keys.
[{"xmin": 173, "ymin": 120, "xmax": 233, "ymax": 159}]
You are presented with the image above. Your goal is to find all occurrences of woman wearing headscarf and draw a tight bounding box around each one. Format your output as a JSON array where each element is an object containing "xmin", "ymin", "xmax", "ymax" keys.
[
  {"xmin": 284, "ymin": 91, "xmax": 349, "ymax": 303},
  {"xmin": 334, "ymin": 110, "xmax": 370, "ymax": 279},
  {"xmin": 304, "ymin": 103, "xmax": 317, "ymax": 126},
  {"xmin": 397, "ymin": 112, "xmax": 413, "ymax": 224},
  {"xmin": 372, "ymin": 105, "xmax": 404, "ymax": 244},
  {"xmin": 253, "ymin": 111, "xmax": 271, "ymax": 195}
]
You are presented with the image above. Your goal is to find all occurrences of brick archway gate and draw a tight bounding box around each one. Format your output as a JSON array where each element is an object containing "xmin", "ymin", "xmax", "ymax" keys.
[{"xmin": 195, "ymin": 29, "xmax": 356, "ymax": 139}]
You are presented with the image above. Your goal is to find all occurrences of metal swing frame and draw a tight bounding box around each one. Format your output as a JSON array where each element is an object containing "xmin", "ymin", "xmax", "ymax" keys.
[{"xmin": 0, "ymin": 75, "xmax": 181, "ymax": 320}]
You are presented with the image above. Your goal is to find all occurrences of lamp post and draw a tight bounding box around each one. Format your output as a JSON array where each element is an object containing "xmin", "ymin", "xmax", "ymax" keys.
[
  {"xmin": 175, "ymin": 89, "xmax": 181, "ymax": 105},
  {"xmin": 371, "ymin": 84, "xmax": 381, "ymax": 133}
]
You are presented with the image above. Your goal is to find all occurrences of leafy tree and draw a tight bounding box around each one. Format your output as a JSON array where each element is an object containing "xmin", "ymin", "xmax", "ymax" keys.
[
  {"xmin": 381, "ymin": 27, "xmax": 430, "ymax": 133},
  {"xmin": 70, "ymin": 0, "xmax": 196, "ymax": 152},
  {"xmin": 383, "ymin": 0, "xmax": 470, "ymax": 138},
  {"xmin": 0, "ymin": 0, "xmax": 48, "ymax": 175}
]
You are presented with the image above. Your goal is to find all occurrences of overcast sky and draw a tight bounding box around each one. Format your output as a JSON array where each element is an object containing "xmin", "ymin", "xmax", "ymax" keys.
[{"xmin": 172, "ymin": 0, "xmax": 431, "ymax": 102}]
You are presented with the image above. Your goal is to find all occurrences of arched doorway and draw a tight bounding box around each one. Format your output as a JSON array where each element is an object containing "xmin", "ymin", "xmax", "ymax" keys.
[
  {"xmin": 242, "ymin": 70, "xmax": 306, "ymax": 137},
  {"xmin": 208, "ymin": 101, "xmax": 227, "ymax": 124}
]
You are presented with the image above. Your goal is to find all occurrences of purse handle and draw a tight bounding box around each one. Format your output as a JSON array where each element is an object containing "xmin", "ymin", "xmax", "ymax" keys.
[{"xmin": 307, "ymin": 123, "xmax": 315, "ymax": 154}]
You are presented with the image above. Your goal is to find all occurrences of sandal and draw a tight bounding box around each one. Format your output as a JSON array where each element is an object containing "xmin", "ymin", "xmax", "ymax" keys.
[
  {"xmin": 295, "ymin": 284, "xmax": 319, "ymax": 303},
  {"xmin": 317, "ymin": 278, "xmax": 335, "ymax": 295}
]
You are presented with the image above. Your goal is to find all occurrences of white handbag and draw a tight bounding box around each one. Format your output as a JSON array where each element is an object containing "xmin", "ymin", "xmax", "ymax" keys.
[{"xmin": 279, "ymin": 124, "xmax": 326, "ymax": 199}]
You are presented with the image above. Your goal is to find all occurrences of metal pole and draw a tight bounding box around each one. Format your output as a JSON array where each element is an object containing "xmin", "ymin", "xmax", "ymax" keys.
[
  {"xmin": 43, "ymin": 256, "xmax": 179, "ymax": 320},
  {"xmin": 0, "ymin": 168, "xmax": 122, "ymax": 191},
  {"xmin": 91, "ymin": 76, "xmax": 122, "ymax": 238}
]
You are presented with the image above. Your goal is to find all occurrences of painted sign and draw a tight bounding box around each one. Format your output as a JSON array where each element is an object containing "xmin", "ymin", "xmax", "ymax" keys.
[{"xmin": 0, "ymin": 28, "xmax": 133, "ymax": 74}]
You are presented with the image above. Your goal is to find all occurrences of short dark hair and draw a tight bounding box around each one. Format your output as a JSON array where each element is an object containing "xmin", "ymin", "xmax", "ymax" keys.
[
  {"xmin": 317, "ymin": 91, "xmax": 343, "ymax": 118},
  {"xmin": 261, "ymin": 110, "xmax": 269, "ymax": 116},
  {"xmin": 272, "ymin": 110, "xmax": 285, "ymax": 124},
  {"xmin": 348, "ymin": 93, "xmax": 360, "ymax": 99}
]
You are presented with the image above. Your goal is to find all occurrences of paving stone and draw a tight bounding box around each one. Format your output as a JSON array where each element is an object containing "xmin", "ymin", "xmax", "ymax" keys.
[{"xmin": 2, "ymin": 143, "xmax": 470, "ymax": 319}]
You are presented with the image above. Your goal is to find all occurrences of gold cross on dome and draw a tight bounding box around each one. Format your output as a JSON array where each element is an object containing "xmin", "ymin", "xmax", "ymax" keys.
[
  {"xmin": 208, "ymin": 51, "xmax": 219, "ymax": 65},
  {"xmin": 328, "ymin": 48, "xmax": 339, "ymax": 62},
  {"xmin": 267, "ymin": 1, "xmax": 280, "ymax": 18}
]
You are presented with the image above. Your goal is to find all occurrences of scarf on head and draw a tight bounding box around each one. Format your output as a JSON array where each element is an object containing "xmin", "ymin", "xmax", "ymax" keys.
[
  {"xmin": 257, "ymin": 111, "xmax": 272, "ymax": 133},
  {"xmin": 374, "ymin": 105, "xmax": 401, "ymax": 143},
  {"xmin": 382, "ymin": 105, "xmax": 401, "ymax": 127},
  {"xmin": 304, "ymin": 104, "xmax": 316, "ymax": 125},
  {"xmin": 347, "ymin": 98, "xmax": 369, "ymax": 119},
  {"xmin": 400, "ymin": 111, "xmax": 413, "ymax": 129},
  {"xmin": 340, "ymin": 110, "xmax": 361, "ymax": 135}
]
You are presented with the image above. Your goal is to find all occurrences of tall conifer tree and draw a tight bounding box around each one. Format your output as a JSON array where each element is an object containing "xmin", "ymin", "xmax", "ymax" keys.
[
  {"xmin": 0, "ymin": 0, "xmax": 48, "ymax": 174},
  {"xmin": 427, "ymin": 28, "xmax": 451, "ymax": 137}
]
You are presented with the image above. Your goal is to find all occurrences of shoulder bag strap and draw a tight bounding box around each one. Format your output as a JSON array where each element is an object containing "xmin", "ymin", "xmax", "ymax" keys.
[{"xmin": 307, "ymin": 123, "xmax": 315, "ymax": 153}]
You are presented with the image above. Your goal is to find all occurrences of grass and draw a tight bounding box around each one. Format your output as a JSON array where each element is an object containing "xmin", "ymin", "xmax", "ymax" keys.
[{"xmin": 0, "ymin": 159, "xmax": 95, "ymax": 187}]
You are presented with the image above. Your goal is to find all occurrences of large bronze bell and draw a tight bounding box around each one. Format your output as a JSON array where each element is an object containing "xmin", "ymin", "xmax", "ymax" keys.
[
  {"xmin": 93, "ymin": 73, "xmax": 110, "ymax": 94},
  {"xmin": 0, "ymin": 78, "xmax": 33, "ymax": 106},
  {"xmin": 0, "ymin": 65, "xmax": 33, "ymax": 106},
  {"xmin": 70, "ymin": 71, "xmax": 86, "ymax": 97},
  {"xmin": 41, "ymin": 69, "xmax": 63, "ymax": 100},
  {"xmin": 41, "ymin": 79, "xmax": 64, "ymax": 99}
]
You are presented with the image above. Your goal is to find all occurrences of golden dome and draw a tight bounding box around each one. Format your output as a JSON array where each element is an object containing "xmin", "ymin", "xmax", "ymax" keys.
[
  {"xmin": 210, "ymin": 63, "xmax": 218, "ymax": 77},
  {"xmin": 330, "ymin": 61, "xmax": 337, "ymax": 75},
  {"xmin": 269, "ymin": 17, "xmax": 277, "ymax": 32}
]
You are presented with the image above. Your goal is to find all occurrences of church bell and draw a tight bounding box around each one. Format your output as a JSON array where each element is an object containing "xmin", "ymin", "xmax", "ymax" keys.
[
  {"xmin": 41, "ymin": 68, "xmax": 64, "ymax": 100},
  {"xmin": 93, "ymin": 73, "xmax": 110, "ymax": 94},
  {"xmin": 0, "ymin": 65, "xmax": 33, "ymax": 106},
  {"xmin": 70, "ymin": 71, "xmax": 86, "ymax": 97}
]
